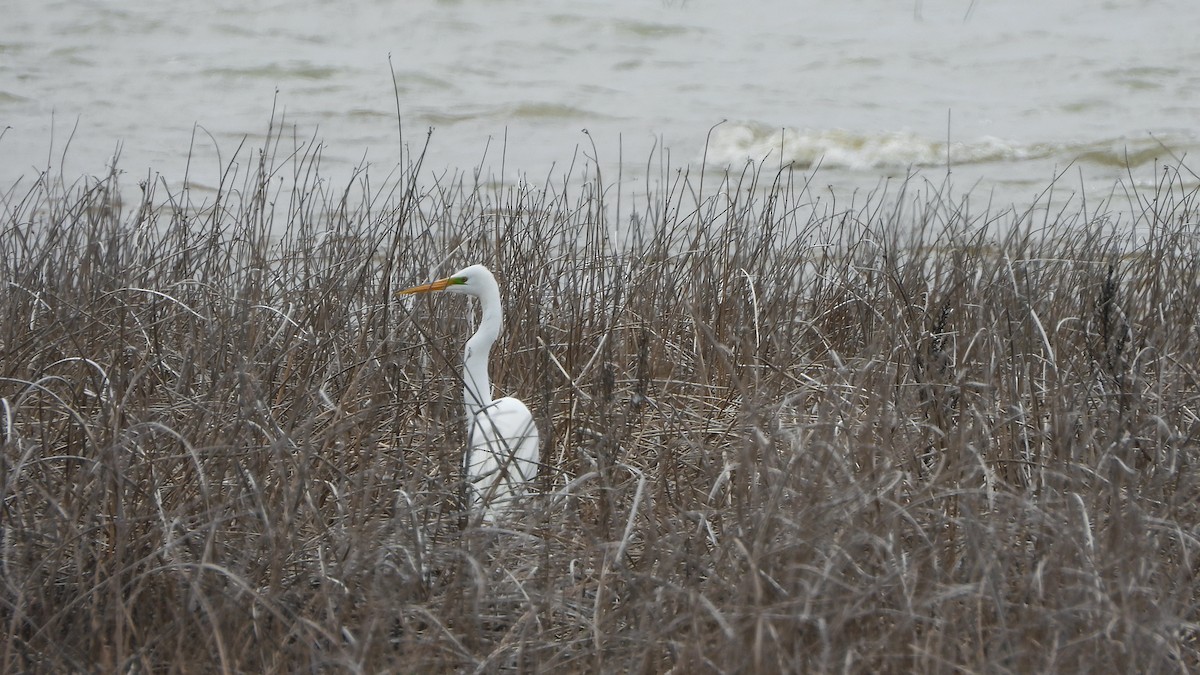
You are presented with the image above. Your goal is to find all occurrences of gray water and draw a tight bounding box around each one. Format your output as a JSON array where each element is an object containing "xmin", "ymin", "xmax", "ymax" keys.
[{"xmin": 3, "ymin": 0, "xmax": 1199, "ymax": 211}]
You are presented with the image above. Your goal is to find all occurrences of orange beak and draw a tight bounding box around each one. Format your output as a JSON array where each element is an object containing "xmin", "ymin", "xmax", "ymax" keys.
[{"xmin": 397, "ymin": 277, "xmax": 453, "ymax": 296}]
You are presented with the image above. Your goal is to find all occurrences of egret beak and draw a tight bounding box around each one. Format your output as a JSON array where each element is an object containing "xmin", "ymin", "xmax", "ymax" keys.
[{"xmin": 398, "ymin": 277, "xmax": 453, "ymax": 296}]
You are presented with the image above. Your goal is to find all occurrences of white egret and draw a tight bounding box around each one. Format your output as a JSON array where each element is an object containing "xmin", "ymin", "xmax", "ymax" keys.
[{"xmin": 398, "ymin": 264, "xmax": 539, "ymax": 522}]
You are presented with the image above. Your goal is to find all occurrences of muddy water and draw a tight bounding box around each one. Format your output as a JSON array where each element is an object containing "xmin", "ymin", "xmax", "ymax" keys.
[{"xmin": 2, "ymin": 0, "xmax": 1198, "ymax": 213}]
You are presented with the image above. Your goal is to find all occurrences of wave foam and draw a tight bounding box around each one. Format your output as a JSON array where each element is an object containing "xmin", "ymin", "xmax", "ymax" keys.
[{"xmin": 705, "ymin": 123, "xmax": 1056, "ymax": 170}]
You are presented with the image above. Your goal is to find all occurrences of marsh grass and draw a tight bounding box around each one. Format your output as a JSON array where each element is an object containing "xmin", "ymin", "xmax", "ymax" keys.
[{"xmin": 2, "ymin": 128, "xmax": 1199, "ymax": 673}]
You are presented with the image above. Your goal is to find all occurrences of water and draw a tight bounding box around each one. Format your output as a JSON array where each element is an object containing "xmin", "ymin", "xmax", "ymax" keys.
[{"xmin": 3, "ymin": 0, "xmax": 1199, "ymax": 213}]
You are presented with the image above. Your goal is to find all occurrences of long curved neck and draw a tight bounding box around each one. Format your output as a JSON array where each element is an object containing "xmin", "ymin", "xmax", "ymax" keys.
[{"xmin": 462, "ymin": 284, "xmax": 503, "ymax": 419}]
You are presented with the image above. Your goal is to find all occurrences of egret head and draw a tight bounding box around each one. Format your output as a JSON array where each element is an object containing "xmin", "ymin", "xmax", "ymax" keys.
[{"xmin": 398, "ymin": 264, "xmax": 496, "ymax": 298}]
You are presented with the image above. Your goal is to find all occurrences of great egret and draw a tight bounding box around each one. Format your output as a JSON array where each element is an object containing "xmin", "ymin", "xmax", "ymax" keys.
[{"xmin": 398, "ymin": 264, "xmax": 539, "ymax": 522}]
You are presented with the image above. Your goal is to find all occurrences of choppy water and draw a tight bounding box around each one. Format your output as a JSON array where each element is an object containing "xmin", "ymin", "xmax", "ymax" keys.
[{"xmin": 3, "ymin": 0, "xmax": 1199, "ymax": 211}]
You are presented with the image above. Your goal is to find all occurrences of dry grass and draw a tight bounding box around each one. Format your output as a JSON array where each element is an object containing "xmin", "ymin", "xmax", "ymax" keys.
[{"xmin": 2, "ymin": 128, "xmax": 1199, "ymax": 673}]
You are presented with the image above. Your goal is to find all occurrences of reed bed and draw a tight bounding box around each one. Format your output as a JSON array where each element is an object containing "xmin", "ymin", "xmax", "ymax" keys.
[{"xmin": 1, "ymin": 130, "xmax": 1198, "ymax": 673}]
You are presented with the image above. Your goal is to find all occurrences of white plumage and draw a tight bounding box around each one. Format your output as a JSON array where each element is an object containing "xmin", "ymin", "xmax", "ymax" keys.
[{"xmin": 399, "ymin": 264, "xmax": 539, "ymax": 522}]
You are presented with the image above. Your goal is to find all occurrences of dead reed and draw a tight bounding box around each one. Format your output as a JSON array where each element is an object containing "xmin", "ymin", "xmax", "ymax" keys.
[{"xmin": 1, "ymin": 131, "xmax": 1198, "ymax": 673}]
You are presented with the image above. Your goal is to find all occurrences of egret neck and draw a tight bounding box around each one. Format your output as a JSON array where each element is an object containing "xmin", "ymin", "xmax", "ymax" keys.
[{"xmin": 461, "ymin": 279, "xmax": 502, "ymax": 419}]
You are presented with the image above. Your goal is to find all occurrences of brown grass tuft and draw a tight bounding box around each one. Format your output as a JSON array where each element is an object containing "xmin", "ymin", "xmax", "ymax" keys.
[{"xmin": 2, "ymin": 129, "xmax": 1199, "ymax": 673}]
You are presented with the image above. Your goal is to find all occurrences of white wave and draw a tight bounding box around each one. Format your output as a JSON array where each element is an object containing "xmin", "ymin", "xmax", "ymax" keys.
[{"xmin": 705, "ymin": 123, "xmax": 1057, "ymax": 170}]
